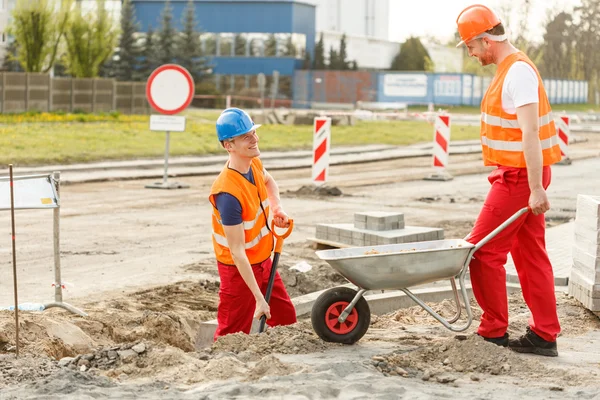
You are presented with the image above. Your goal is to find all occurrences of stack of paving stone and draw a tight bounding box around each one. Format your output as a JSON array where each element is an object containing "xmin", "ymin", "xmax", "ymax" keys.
[
  {"xmin": 315, "ymin": 211, "xmax": 443, "ymax": 247},
  {"xmin": 568, "ymin": 194, "xmax": 600, "ymax": 314}
]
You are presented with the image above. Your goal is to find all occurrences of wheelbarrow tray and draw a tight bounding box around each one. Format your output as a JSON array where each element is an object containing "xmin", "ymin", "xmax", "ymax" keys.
[{"xmin": 316, "ymin": 239, "xmax": 475, "ymax": 290}]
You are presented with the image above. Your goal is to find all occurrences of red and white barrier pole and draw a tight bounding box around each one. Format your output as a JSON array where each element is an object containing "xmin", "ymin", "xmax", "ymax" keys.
[
  {"xmin": 556, "ymin": 115, "xmax": 572, "ymax": 165},
  {"xmin": 424, "ymin": 114, "xmax": 453, "ymax": 181},
  {"xmin": 312, "ymin": 117, "xmax": 331, "ymax": 186}
]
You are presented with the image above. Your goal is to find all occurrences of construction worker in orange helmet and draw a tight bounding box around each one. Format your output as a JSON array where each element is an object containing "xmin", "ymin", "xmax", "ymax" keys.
[
  {"xmin": 456, "ymin": 4, "xmax": 562, "ymax": 356},
  {"xmin": 209, "ymin": 108, "xmax": 296, "ymax": 341}
]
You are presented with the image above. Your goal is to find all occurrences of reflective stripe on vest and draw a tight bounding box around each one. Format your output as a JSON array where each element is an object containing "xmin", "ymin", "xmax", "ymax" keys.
[
  {"xmin": 212, "ymin": 199, "xmax": 270, "ymax": 229},
  {"xmin": 481, "ymin": 112, "xmax": 553, "ymax": 129},
  {"xmin": 212, "ymin": 224, "xmax": 271, "ymax": 250},
  {"xmin": 481, "ymin": 134, "xmax": 559, "ymax": 152}
]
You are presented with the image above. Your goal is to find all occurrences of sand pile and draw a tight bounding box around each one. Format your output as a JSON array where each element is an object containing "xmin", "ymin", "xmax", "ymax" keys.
[{"xmin": 211, "ymin": 321, "xmax": 338, "ymax": 357}]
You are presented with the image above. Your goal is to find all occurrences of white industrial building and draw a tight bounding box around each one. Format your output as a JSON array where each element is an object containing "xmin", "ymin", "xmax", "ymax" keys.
[{"xmin": 313, "ymin": 0, "xmax": 463, "ymax": 71}]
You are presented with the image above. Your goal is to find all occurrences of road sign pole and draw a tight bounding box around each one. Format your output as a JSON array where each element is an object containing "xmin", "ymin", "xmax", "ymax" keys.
[
  {"xmin": 145, "ymin": 64, "xmax": 194, "ymax": 190},
  {"xmin": 162, "ymin": 131, "xmax": 170, "ymax": 184}
]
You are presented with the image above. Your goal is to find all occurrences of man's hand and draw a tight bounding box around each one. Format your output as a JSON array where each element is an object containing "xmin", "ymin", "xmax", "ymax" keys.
[
  {"xmin": 272, "ymin": 208, "xmax": 290, "ymax": 228},
  {"xmin": 254, "ymin": 295, "xmax": 271, "ymax": 320},
  {"xmin": 529, "ymin": 187, "xmax": 550, "ymax": 215}
]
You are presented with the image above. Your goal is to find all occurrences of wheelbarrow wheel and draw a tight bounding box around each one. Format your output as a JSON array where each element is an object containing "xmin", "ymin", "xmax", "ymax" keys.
[{"xmin": 311, "ymin": 287, "xmax": 370, "ymax": 344}]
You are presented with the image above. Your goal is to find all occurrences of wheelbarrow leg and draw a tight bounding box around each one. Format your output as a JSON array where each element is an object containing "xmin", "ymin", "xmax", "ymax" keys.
[
  {"xmin": 338, "ymin": 289, "xmax": 367, "ymax": 323},
  {"xmin": 447, "ymin": 278, "xmax": 462, "ymax": 324}
]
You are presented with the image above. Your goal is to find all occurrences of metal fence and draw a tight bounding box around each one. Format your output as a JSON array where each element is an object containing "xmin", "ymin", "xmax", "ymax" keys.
[
  {"xmin": 0, "ymin": 72, "xmax": 150, "ymax": 114},
  {"xmin": 293, "ymin": 70, "xmax": 590, "ymax": 108}
]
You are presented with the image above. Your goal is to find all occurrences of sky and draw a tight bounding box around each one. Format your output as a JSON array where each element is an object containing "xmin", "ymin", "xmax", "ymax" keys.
[{"xmin": 389, "ymin": 0, "xmax": 582, "ymax": 44}]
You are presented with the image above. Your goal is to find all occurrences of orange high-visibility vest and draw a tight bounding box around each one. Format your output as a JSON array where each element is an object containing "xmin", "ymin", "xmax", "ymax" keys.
[
  {"xmin": 209, "ymin": 158, "xmax": 273, "ymax": 265},
  {"xmin": 480, "ymin": 52, "xmax": 561, "ymax": 167}
]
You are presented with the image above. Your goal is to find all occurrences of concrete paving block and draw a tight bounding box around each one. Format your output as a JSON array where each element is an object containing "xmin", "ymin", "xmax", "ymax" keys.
[
  {"xmin": 351, "ymin": 236, "xmax": 365, "ymax": 246},
  {"xmin": 367, "ymin": 221, "xmax": 387, "ymax": 231},
  {"xmin": 573, "ymin": 246, "xmax": 600, "ymax": 271},
  {"xmin": 316, "ymin": 224, "xmax": 328, "ymax": 238},
  {"xmin": 340, "ymin": 229, "xmax": 353, "ymax": 239},
  {"xmin": 572, "ymin": 259, "xmax": 600, "ymax": 282},
  {"xmin": 352, "ymin": 230, "xmax": 365, "ymax": 241},
  {"xmin": 354, "ymin": 221, "xmax": 367, "ymax": 230},
  {"xmin": 574, "ymin": 223, "xmax": 600, "ymax": 245},
  {"xmin": 574, "ymin": 232, "xmax": 600, "ymax": 256},
  {"xmin": 569, "ymin": 270, "xmax": 600, "ymax": 297},
  {"xmin": 576, "ymin": 195, "xmax": 600, "ymax": 229},
  {"xmin": 354, "ymin": 213, "xmax": 367, "ymax": 223}
]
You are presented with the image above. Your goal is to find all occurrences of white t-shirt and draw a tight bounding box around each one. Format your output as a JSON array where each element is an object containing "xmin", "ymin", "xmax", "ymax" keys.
[{"xmin": 501, "ymin": 61, "xmax": 539, "ymax": 114}]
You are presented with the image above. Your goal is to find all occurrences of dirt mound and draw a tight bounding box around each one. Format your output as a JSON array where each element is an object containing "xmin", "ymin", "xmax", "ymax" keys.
[
  {"xmin": 373, "ymin": 335, "xmax": 544, "ymax": 380},
  {"xmin": 245, "ymin": 354, "xmax": 303, "ymax": 381},
  {"xmin": 0, "ymin": 354, "xmax": 60, "ymax": 388},
  {"xmin": 371, "ymin": 291, "xmax": 600, "ymax": 338},
  {"xmin": 285, "ymin": 185, "xmax": 343, "ymax": 198},
  {"xmin": 0, "ymin": 280, "xmax": 219, "ymax": 359},
  {"xmin": 211, "ymin": 321, "xmax": 337, "ymax": 357}
]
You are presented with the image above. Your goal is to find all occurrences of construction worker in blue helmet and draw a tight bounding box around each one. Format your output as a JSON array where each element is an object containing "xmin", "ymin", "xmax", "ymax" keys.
[{"xmin": 208, "ymin": 107, "xmax": 296, "ymax": 340}]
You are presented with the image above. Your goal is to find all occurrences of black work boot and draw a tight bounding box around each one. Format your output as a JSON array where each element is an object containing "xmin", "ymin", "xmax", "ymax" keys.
[
  {"xmin": 508, "ymin": 327, "xmax": 558, "ymax": 357},
  {"xmin": 478, "ymin": 332, "xmax": 509, "ymax": 347}
]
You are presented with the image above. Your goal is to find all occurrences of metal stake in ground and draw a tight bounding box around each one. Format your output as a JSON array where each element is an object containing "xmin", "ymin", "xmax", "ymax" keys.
[
  {"xmin": 9, "ymin": 164, "xmax": 20, "ymax": 357},
  {"xmin": 259, "ymin": 219, "xmax": 294, "ymax": 333},
  {"xmin": 145, "ymin": 64, "xmax": 194, "ymax": 190}
]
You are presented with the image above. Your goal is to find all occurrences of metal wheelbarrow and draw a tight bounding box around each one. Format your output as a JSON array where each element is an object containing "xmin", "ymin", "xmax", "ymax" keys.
[{"xmin": 311, "ymin": 207, "xmax": 530, "ymax": 344}]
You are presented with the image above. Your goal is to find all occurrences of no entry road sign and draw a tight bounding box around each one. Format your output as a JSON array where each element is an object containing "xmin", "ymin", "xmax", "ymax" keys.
[{"xmin": 146, "ymin": 64, "xmax": 194, "ymax": 115}]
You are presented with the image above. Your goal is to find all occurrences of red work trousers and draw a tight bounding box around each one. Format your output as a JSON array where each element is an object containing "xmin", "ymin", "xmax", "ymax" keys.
[
  {"xmin": 467, "ymin": 166, "xmax": 560, "ymax": 342},
  {"xmin": 214, "ymin": 257, "xmax": 297, "ymax": 341}
]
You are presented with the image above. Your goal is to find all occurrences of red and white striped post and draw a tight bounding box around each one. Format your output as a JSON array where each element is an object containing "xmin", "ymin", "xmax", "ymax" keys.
[
  {"xmin": 312, "ymin": 117, "xmax": 331, "ymax": 185},
  {"xmin": 424, "ymin": 114, "xmax": 453, "ymax": 181},
  {"xmin": 556, "ymin": 115, "xmax": 572, "ymax": 165}
]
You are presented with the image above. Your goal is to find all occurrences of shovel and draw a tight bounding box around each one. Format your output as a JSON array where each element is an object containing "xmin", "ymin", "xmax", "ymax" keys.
[{"xmin": 259, "ymin": 218, "xmax": 294, "ymax": 333}]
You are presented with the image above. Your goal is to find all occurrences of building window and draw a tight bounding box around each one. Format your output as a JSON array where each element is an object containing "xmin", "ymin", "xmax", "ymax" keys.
[
  {"xmin": 264, "ymin": 34, "xmax": 277, "ymax": 57},
  {"xmin": 234, "ymin": 33, "xmax": 248, "ymax": 56},
  {"xmin": 201, "ymin": 32, "xmax": 306, "ymax": 59},
  {"xmin": 218, "ymin": 33, "xmax": 234, "ymax": 56},
  {"xmin": 201, "ymin": 33, "xmax": 217, "ymax": 56}
]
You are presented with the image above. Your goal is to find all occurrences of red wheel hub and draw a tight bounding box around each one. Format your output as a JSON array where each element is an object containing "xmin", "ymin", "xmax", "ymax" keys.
[{"xmin": 325, "ymin": 301, "xmax": 359, "ymax": 335}]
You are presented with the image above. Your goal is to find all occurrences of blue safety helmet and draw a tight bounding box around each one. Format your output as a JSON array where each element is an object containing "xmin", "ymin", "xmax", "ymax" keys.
[{"xmin": 216, "ymin": 108, "xmax": 261, "ymax": 141}]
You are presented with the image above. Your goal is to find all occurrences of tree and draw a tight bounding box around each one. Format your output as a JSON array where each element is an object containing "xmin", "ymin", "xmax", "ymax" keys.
[
  {"xmin": 264, "ymin": 34, "xmax": 276, "ymax": 56},
  {"xmin": 302, "ymin": 52, "xmax": 311, "ymax": 69},
  {"xmin": 177, "ymin": 0, "xmax": 209, "ymax": 82},
  {"xmin": 113, "ymin": 0, "xmax": 140, "ymax": 81},
  {"xmin": 313, "ymin": 33, "xmax": 326, "ymax": 69},
  {"xmin": 327, "ymin": 46, "xmax": 339, "ymax": 70},
  {"xmin": 156, "ymin": 0, "xmax": 177, "ymax": 65},
  {"xmin": 1, "ymin": 40, "xmax": 22, "ymax": 72},
  {"xmin": 63, "ymin": 1, "xmax": 119, "ymax": 78},
  {"xmin": 7, "ymin": 0, "xmax": 71, "ymax": 73},
  {"xmin": 235, "ymin": 33, "xmax": 249, "ymax": 56},
  {"xmin": 138, "ymin": 25, "xmax": 157, "ymax": 80},
  {"xmin": 573, "ymin": 0, "xmax": 600, "ymax": 98},
  {"xmin": 337, "ymin": 34, "xmax": 349, "ymax": 70},
  {"xmin": 390, "ymin": 36, "xmax": 432, "ymax": 71},
  {"xmin": 539, "ymin": 11, "xmax": 575, "ymax": 79},
  {"xmin": 283, "ymin": 36, "xmax": 296, "ymax": 57},
  {"xmin": 350, "ymin": 60, "xmax": 358, "ymax": 70}
]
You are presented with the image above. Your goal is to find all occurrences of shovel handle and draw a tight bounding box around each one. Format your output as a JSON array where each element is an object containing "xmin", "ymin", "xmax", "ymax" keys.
[
  {"xmin": 258, "ymin": 220, "xmax": 293, "ymax": 333},
  {"xmin": 271, "ymin": 219, "xmax": 294, "ymax": 253}
]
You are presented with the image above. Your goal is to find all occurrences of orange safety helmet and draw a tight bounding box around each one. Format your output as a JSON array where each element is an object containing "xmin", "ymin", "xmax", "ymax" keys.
[{"xmin": 456, "ymin": 4, "xmax": 501, "ymax": 47}]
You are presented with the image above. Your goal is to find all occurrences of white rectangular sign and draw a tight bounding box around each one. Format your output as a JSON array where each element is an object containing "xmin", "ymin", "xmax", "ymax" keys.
[
  {"xmin": 0, "ymin": 174, "xmax": 59, "ymax": 210},
  {"xmin": 150, "ymin": 115, "xmax": 186, "ymax": 132},
  {"xmin": 383, "ymin": 74, "xmax": 428, "ymax": 97}
]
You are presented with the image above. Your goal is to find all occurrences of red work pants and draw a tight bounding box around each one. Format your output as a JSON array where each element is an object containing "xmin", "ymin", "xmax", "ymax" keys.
[
  {"xmin": 467, "ymin": 166, "xmax": 560, "ymax": 342},
  {"xmin": 214, "ymin": 257, "xmax": 297, "ymax": 341}
]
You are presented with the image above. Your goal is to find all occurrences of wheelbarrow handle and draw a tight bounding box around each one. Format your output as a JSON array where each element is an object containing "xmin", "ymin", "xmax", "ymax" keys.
[
  {"xmin": 472, "ymin": 207, "xmax": 530, "ymax": 252},
  {"xmin": 259, "ymin": 219, "xmax": 294, "ymax": 333}
]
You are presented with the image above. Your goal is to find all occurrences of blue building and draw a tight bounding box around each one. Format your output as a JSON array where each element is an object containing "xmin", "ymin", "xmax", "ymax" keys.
[{"xmin": 132, "ymin": 0, "xmax": 316, "ymax": 97}]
